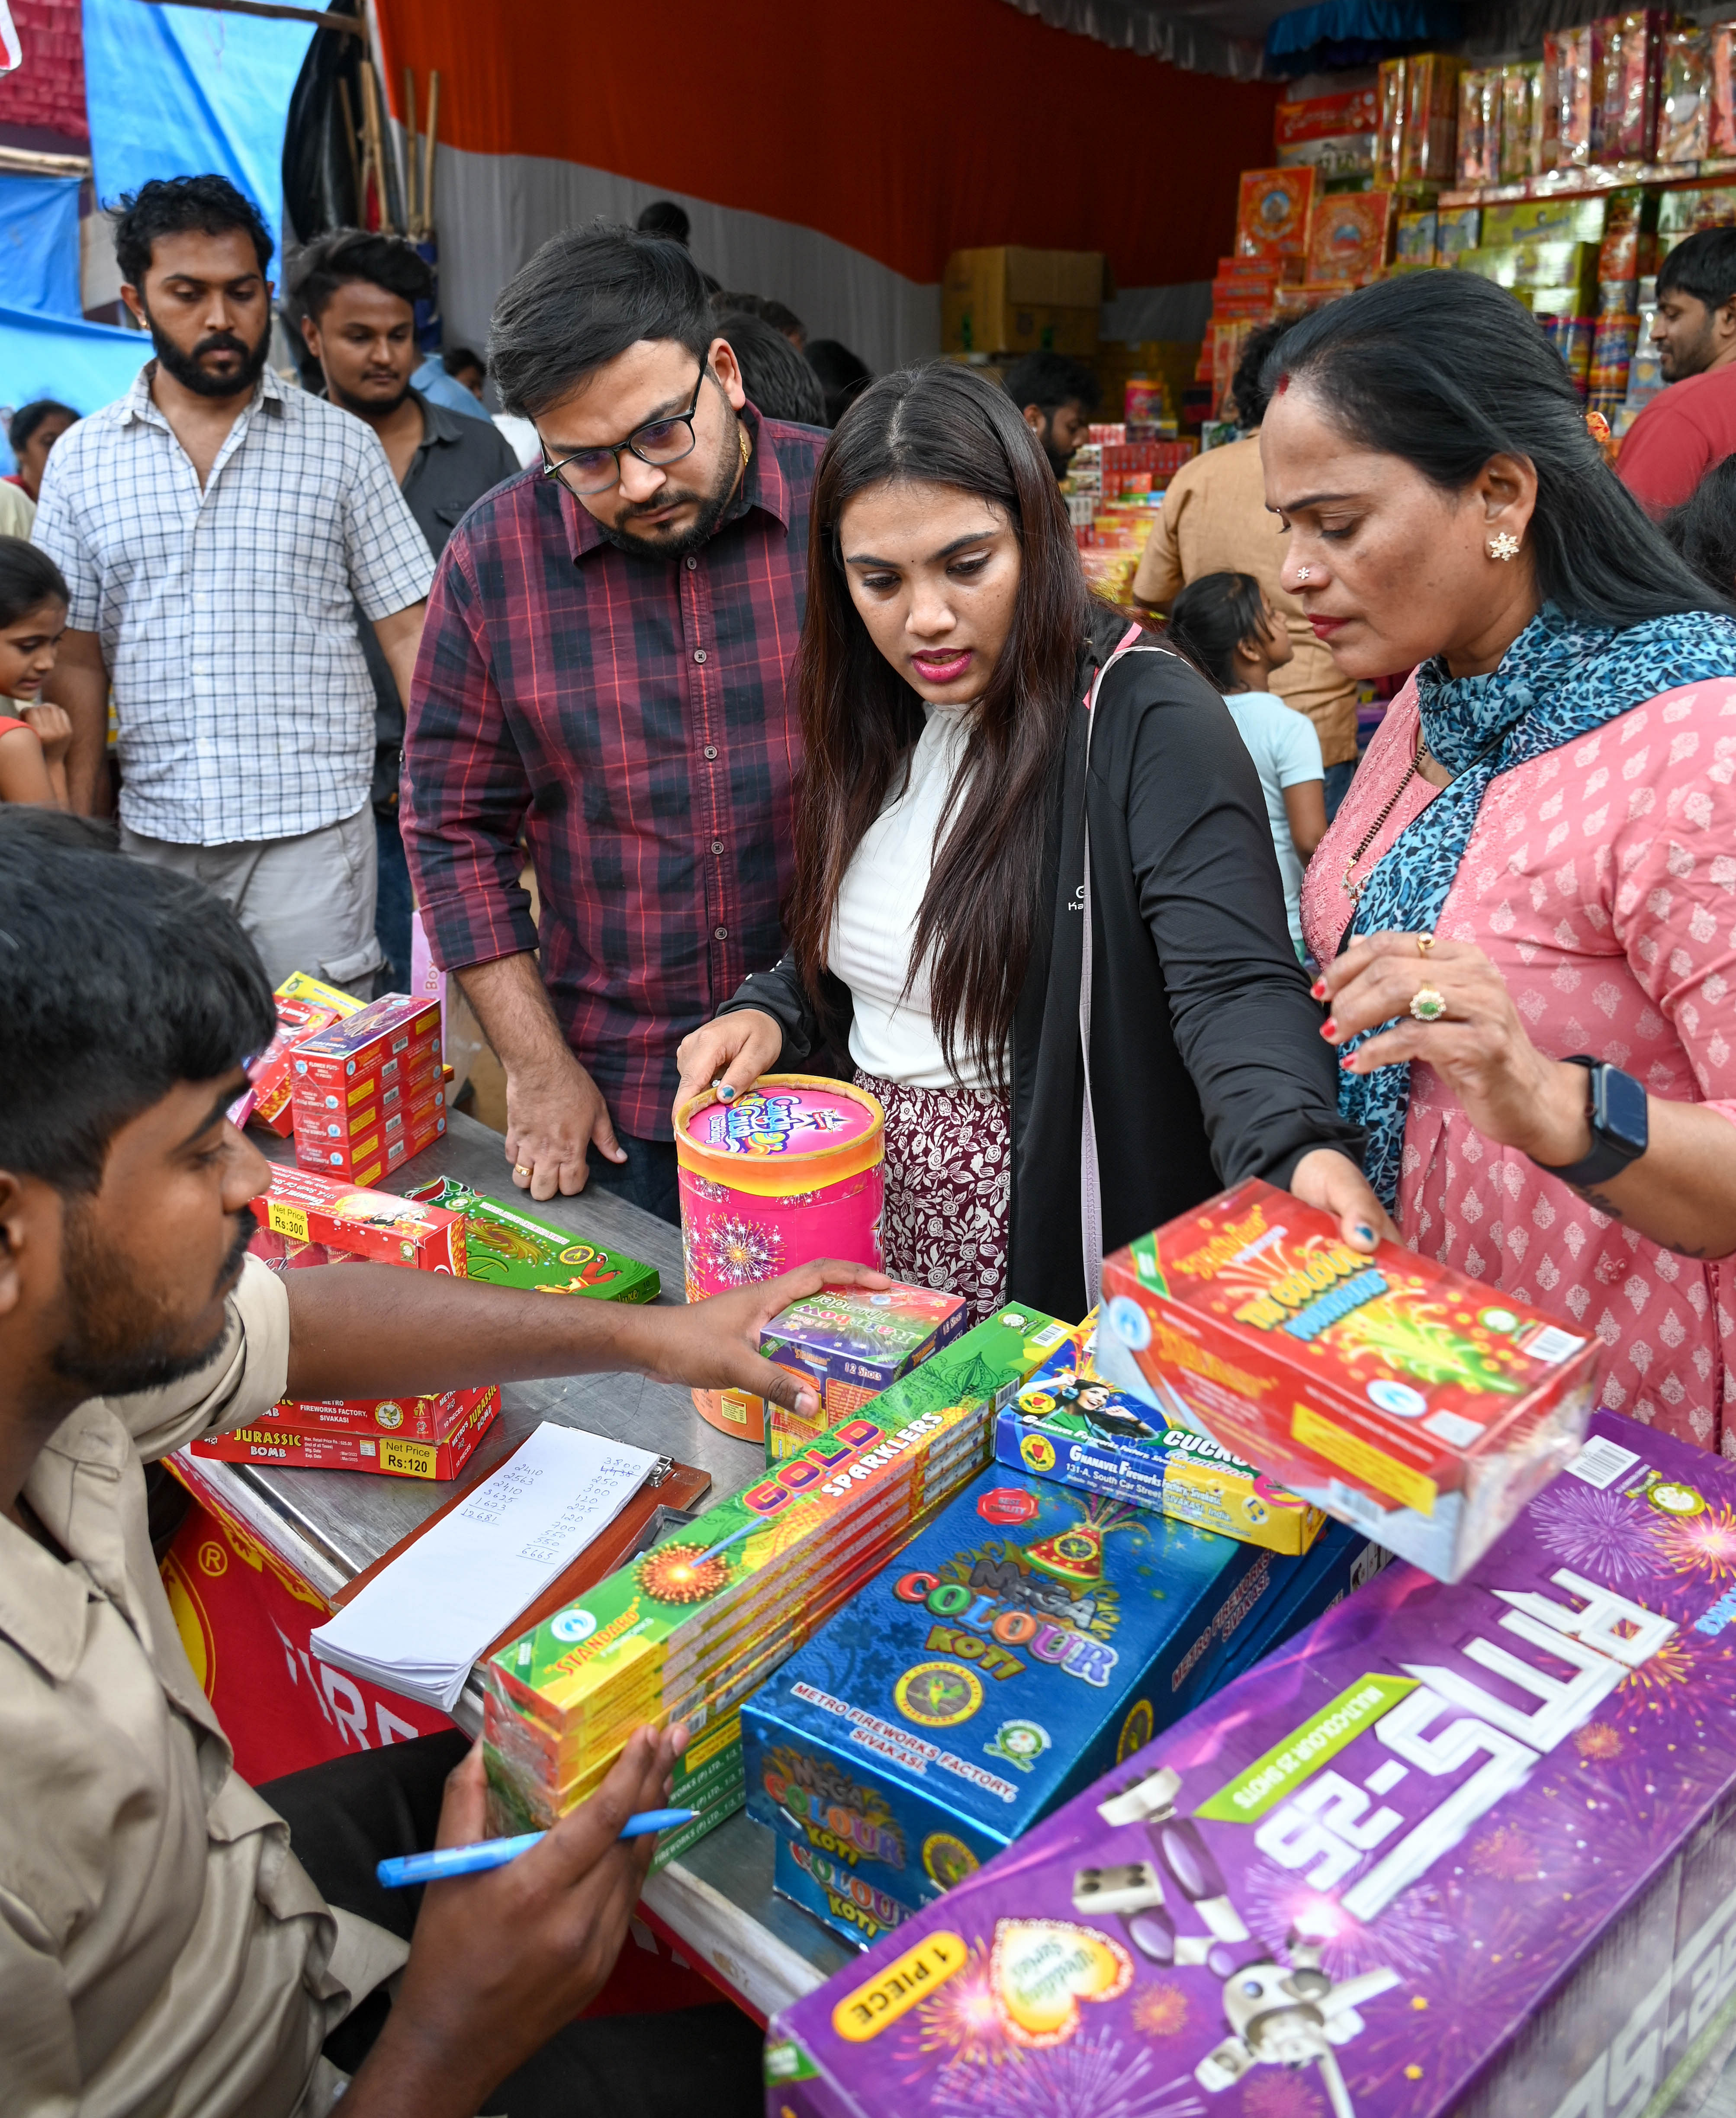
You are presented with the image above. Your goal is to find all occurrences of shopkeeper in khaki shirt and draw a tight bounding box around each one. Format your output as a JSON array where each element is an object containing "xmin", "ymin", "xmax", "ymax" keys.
[
  {"xmin": 0, "ymin": 811, "xmax": 881, "ymax": 2118},
  {"xmin": 1134, "ymin": 320, "xmax": 1361, "ymax": 814}
]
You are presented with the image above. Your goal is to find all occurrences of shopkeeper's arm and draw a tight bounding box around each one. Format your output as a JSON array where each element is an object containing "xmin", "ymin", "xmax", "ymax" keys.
[{"xmin": 283, "ymin": 1251, "xmax": 887, "ymax": 1419}]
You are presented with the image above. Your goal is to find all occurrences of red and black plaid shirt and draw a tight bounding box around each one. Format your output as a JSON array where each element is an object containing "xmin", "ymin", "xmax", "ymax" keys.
[{"xmin": 403, "ymin": 404, "xmax": 823, "ymax": 1141}]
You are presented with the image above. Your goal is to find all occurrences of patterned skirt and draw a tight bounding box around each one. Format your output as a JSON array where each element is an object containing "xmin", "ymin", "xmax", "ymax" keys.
[{"xmin": 852, "ymin": 1068, "xmax": 1012, "ymax": 1322}]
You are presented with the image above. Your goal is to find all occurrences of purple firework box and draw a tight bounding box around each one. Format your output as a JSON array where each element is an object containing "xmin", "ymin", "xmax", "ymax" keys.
[{"xmin": 765, "ymin": 1413, "xmax": 1736, "ymax": 2118}]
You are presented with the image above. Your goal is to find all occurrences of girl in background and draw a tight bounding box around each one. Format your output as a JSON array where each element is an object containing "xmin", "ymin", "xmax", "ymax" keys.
[
  {"xmin": 0, "ymin": 538, "xmax": 71, "ymax": 806},
  {"xmin": 1166, "ymin": 570, "xmax": 1325, "ymax": 960}
]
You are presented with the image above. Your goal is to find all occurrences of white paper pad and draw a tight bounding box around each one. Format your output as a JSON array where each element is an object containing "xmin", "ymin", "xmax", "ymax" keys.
[{"xmin": 310, "ymin": 1422, "xmax": 659, "ymax": 1713}]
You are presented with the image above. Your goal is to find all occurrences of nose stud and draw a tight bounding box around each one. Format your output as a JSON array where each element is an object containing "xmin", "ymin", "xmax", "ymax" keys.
[{"xmin": 1296, "ymin": 566, "xmax": 1312, "ymax": 582}]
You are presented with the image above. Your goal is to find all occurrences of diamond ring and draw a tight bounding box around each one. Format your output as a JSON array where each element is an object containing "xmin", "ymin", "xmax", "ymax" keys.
[{"xmin": 1410, "ymin": 986, "xmax": 1448, "ymax": 1023}]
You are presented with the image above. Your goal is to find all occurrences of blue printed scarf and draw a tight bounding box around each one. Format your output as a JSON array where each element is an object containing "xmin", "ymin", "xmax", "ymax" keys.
[{"xmin": 1341, "ymin": 602, "xmax": 1736, "ymax": 1205}]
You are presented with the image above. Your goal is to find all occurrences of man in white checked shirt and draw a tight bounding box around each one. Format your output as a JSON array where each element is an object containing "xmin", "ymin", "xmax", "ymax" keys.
[{"xmin": 33, "ymin": 177, "xmax": 433, "ymax": 992}]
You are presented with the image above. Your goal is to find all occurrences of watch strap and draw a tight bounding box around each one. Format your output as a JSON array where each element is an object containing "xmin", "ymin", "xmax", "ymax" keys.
[{"xmin": 1531, "ymin": 1057, "xmax": 1647, "ymax": 1188}]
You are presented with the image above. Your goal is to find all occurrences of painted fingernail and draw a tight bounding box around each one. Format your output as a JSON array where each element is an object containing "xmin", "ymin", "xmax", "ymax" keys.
[
  {"xmin": 1310, "ymin": 978, "xmax": 1328, "ymax": 1000},
  {"xmin": 1319, "ymin": 1018, "xmax": 1338, "ymax": 1040},
  {"xmin": 717, "ymin": 1083, "xmax": 737, "ymax": 1102},
  {"xmin": 1339, "ymin": 1053, "xmax": 1358, "ymax": 1070},
  {"xmin": 1355, "ymin": 1223, "xmax": 1376, "ymax": 1243}
]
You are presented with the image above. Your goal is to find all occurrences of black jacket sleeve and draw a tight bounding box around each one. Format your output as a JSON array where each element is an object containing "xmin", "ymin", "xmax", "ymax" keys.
[{"xmin": 1118, "ymin": 662, "xmax": 1362, "ymax": 1189}]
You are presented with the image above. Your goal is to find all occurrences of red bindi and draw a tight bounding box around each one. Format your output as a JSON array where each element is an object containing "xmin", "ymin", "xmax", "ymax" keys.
[{"xmin": 1276, "ymin": 373, "xmax": 1290, "ymax": 394}]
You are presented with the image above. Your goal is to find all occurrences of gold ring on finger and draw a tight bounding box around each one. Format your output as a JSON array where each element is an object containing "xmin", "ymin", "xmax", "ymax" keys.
[
  {"xmin": 514, "ymin": 1163, "xmax": 531, "ymax": 1177},
  {"xmin": 1416, "ymin": 932, "xmax": 1436, "ymax": 956},
  {"xmin": 1410, "ymin": 985, "xmax": 1448, "ymax": 1023}
]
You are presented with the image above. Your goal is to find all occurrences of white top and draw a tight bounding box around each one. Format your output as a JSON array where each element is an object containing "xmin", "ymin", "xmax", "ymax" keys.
[
  {"xmin": 31, "ymin": 365, "xmax": 434, "ymax": 846},
  {"xmin": 1223, "ymin": 688, "xmax": 1325, "ymax": 955},
  {"xmin": 829, "ymin": 702, "xmax": 1000, "ymax": 1092}
]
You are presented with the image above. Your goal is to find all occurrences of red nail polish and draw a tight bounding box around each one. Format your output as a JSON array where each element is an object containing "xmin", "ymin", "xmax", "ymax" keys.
[
  {"xmin": 1310, "ymin": 978, "xmax": 1328, "ymax": 1000},
  {"xmin": 1339, "ymin": 1053, "xmax": 1357, "ymax": 1070},
  {"xmin": 1320, "ymin": 1018, "xmax": 1338, "ymax": 1039}
]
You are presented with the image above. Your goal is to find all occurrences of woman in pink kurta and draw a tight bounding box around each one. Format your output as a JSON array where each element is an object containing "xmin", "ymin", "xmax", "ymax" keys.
[
  {"xmin": 1301, "ymin": 675, "xmax": 1736, "ymax": 1450},
  {"xmin": 1260, "ymin": 270, "xmax": 1736, "ymax": 1456}
]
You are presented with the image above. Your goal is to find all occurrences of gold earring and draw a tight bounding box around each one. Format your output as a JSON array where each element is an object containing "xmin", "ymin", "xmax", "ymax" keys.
[{"xmin": 1488, "ymin": 531, "xmax": 1521, "ymax": 562}]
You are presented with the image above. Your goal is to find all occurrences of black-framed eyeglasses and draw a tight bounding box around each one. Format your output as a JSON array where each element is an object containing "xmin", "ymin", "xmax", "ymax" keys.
[{"xmin": 540, "ymin": 368, "xmax": 706, "ymax": 496}]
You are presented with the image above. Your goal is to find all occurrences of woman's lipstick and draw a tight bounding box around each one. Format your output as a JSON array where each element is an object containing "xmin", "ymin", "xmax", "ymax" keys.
[
  {"xmin": 1309, "ymin": 616, "xmax": 1347, "ymax": 639},
  {"xmin": 912, "ymin": 649, "xmax": 972, "ymax": 684}
]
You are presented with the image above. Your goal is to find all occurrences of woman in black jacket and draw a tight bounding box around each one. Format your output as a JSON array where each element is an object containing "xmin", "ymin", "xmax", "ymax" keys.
[{"xmin": 674, "ymin": 363, "xmax": 1385, "ymax": 1324}]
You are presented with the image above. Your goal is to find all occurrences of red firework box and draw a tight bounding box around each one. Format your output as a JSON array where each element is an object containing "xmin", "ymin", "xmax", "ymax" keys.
[
  {"xmin": 251, "ymin": 1164, "xmax": 468, "ymax": 1274},
  {"xmin": 1233, "ymin": 167, "xmax": 1314, "ymax": 260},
  {"xmin": 190, "ymin": 1385, "xmax": 499, "ymax": 1480},
  {"xmin": 288, "ymin": 992, "xmax": 442, "ymax": 1099},
  {"xmin": 256, "ymin": 1382, "xmax": 495, "ymax": 1441},
  {"xmin": 247, "ymin": 996, "xmax": 347, "ymax": 1136},
  {"xmin": 293, "ymin": 1085, "xmax": 449, "ymax": 1183},
  {"xmin": 1094, "ymin": 1181, "xmax": 1601, "ymax": 1583}
]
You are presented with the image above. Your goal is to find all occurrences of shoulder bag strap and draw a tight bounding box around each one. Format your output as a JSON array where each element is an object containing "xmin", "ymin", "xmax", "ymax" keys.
[{"xmin": 1079, "ymin": 625, "xmax": 1176, "ymax": 1309}]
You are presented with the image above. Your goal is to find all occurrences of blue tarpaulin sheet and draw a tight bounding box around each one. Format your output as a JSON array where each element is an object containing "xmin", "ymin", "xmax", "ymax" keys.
[
  {"xmin": 0, "ymin": 303, "xmax": 146, "ymax": 470},
  {"xmin": 0, "ymin": 175, "xmax": 82, "ymax": 317},
  {"xmin": 81, "ymin": 0, "xmax": 315, "ymax": 268}
]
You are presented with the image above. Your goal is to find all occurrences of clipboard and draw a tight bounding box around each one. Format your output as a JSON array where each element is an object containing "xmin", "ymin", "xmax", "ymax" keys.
[{"xmin": 331, "ymin": 1440, "xmax": 712, "ymax": 1662}]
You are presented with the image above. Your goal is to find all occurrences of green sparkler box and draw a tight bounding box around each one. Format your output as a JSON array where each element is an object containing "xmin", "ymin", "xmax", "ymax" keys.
[
  {"xmin": 742, "ymin": 1465, "xmax": 1279, "ymax": 1917},
  {"xmin": 482, "ymin": 1305, "xmax": 1068, "ymax": 1827},
  {"xmin": 402, "ymin": 1177, "xmax": 659, "ymax": 1302}
]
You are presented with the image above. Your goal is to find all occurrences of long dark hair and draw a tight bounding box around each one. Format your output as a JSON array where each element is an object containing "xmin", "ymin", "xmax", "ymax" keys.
[
  {"xmin": 1167, "ymin": 572, "xmax": 1267, "ymax": 691},
  {"xmin": 1270, "ymin": 272, "xmax": 1732, "ymax": 626},
  {"xmin": 1663, "ymin": 454, "xmax": 1736, "ymax": 599},
  {"xmin": 789, "ymin": 363, "xmax": 1093, "ymax": 1089}
]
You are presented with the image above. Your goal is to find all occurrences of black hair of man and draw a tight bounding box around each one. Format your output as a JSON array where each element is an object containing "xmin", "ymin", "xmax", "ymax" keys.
[
  {"xmin": 7, "ymin": 399, "xmax": 78, "ymax": 455},
  {"xmin": 444, "ymin": 344, "xmax": 485, "ymax": 382},
  {"xmin": 111, "ymin": 173, "xmax": 273, "ymax": 289},
  {"xmin": 488, "ymin": 219, "xmax": 714, "ymax": 420},
  {"xmin": 717, "ymin": 309, "xmax": 825, "ymax": 425},
  {"xmin": 804, "ymin": 337, "xmax": 871, "ymax": 427},
  {"xmin": 0, "ymin": 810, "xmax": 275, "ymax": 1195},
  {"xmin": 0, "ymin": 535, "xmax": 69, "ymax": 629},
  {"xmin": 637, "ymin": 198, "xmax": 691, "ymax": 247},
  {"xmin": 1230, "ymin": 318, "xmax": 1292, "ymax": 431},
  {"xmin": 1000, "ymin": 350, "xmax": 1100, "ymax": 420},
  {"xmin": 712, "ymin": 289, "xmax": 806, "ymax": 342},
  {"xmin": 1663, "ymin": 453, "xmax": 1736, "ymax": 598},
  {"xmin": 281, "ymin": 227, "xmax": 433, "ymax": 334},
  {"xmin": 1657, "ymin": 227, "xmax": 1736, "ymax": 316}
]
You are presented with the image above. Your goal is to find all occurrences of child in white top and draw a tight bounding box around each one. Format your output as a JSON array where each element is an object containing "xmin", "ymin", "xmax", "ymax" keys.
[{"xmin": 1166, "ymin": 570, "xmax": 1324, "ymax": 958}]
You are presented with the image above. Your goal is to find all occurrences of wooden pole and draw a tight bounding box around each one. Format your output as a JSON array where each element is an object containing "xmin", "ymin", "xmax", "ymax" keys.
[
  {"xmin": 337, "ymin": 72, "xmax": 363, "ymax": 224},
  {"xmin": 402, "ymin": 65, "xmax": 419, "ymax": 235},
  {"xmin": 422, "ymin": 69, "xmax": 440, "ymax": 238},
  {"xmin": 359, "ymin": 59, "xmax": 386, "ymax": 230}
]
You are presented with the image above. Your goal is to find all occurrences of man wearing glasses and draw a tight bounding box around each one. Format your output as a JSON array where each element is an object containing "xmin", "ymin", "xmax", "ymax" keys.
[{"xmin": 403, "ymin": 224, "xmax": 827, "ymax": 1220}]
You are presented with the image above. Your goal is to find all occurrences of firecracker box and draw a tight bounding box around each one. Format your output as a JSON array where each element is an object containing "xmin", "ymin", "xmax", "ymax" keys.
[
  {"xmin": 402, "ymin": 1176, "xmax": 661, "ymax": 1305},
  {"xmin": 293, "ymin": 1055, "xmax": 445, "ymax": 1133},
  {"xmin": 246, "ymin": 1227, "xmax": 366, "ymax": 1273},
  {"xmin": 997, "ymin": 1318, "xmax": 1327, "ymax": 1557},
  {"xmin": 288, "ymin": 992, "xmax": 441, "ymax": 1096},
  {"xmin": 743, "ymin": 1465, "xmax": 1289, "ymax": 1932},
  {"xmin": 1434, "ymin": 204, "xmax": 1481, "ymax": 261},
  {"xmin": 190, "ymin": 1384, "xmax": 498, "ymax": 1479},
  {"xmin": 1658, "ymin": 23, "xmax": 1710, "ymax": 161},
  {"xmin": 1275, "ymin": 86, "xmax": 1378, "ymax": 151},
  {"xmin": 760, "ymin": 1285, "xmax": 970, "ymax": 1465},
  {"xmin": 1306, "ymin": 188, "xmax": 1395, "ymax": 285},
  {"xmin": 1234, "ymin": 168, "xmax": 1314, "ymax": 259},
  {"xmin": 775, "ymin": 1834, "xmax": 911, "ymax": 1953},
  {"xmin": 1379, "ymin": 51, "xmax": 1460, "ymax": 183},
  {"xmin": 1394, "ymin": 209, "xmax": 1437, "ymax": 263},
  {"xmin": 252, "ymin": 1382, "xmax": 495, "ymax": 1441},
  {"xmin": 1482, "ymin": 196, "xmax": 1607, "ymax": 248},
  {"xmin": 247, "ymin": 994, "xmax": 350, "ymax": 1135},
  {"xmin": 1499, "ymin": 60, "xmax": 1543, "ymax": 182},
  {"xmin": 480, "ymin": 1306, "xmax": 1068, "ymax": 1831},
  {"xmin": 1093, "ymin": 1181, "xmax": 1600, "ymax": 1583},
  {"xmin": 764, "ymin": 1413, "xmax": 1736, "ymax": 2118},
  {"xmin": 643, "ymin": 1711, "xmax": 749, "ymax": 1872},
  {"xmin": 1547, "ymin": 22, "xmax": 1600, "ymax": 166},
  {"xmin": 1209, "ymin": 1516, "xmax": 1391, "ymax": 1691},
  {"xmin": 251, "ymin": 1164, "xmax": 468, "ymax": 1274},
  {"xmin": 294, "ymin": 1086, "xmax": 448, "ymax": 1183},
  {"xmin": 1595, "ymin": 10, "xmax": 1666, "ymax": 163}
]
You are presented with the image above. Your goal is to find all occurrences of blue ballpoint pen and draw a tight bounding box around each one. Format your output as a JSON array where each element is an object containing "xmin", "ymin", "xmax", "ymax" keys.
[{"xmin": 376, "ymin": 1808, "xmax": 698, "ymax": 1888}]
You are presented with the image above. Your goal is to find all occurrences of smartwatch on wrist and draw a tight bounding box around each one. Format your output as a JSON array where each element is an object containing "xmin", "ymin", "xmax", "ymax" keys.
[{"xmin": 1531, "ymin": 1056, "xmax": 1649, "ymax": 1188}]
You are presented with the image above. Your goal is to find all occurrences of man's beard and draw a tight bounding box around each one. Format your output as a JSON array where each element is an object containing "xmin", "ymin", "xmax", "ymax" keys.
[
  {"xmin": 598, "ymin": 403, "xmax": 743, "ymax": 559},
  {"xmin": 1662, "ymin": 318, "xmax": 1719, "ymax": 383},
  {"xmin": 141, "ymin": 298, "xmax": 272, "ymax": 401},
  {"xmin": 330, "ymin": 375, "xmax": 414, "ymax": 419},
  {"xmin": 49, "ymin": 1202, "xmax": 256, "ymax": 1399},
  {"xmin": 1042, "ymin": 436, "xmax": 1073, "ymax": 479}
]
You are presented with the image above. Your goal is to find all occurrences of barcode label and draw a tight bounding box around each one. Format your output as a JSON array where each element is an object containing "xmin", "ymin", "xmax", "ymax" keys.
[
  {"xmin": 1032, "ymin": 1323, "xmax": 1071, "ymax": 1350},
  {"xmin": 1524, "ymin": 1324, "xmax": 1588, "ymax": 1366},
  {"xmin": 1565, "ymin": 1435, "xmax": 1642, "ymax": 1490}
]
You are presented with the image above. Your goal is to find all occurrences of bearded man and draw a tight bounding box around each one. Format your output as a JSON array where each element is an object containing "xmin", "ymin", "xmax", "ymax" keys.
[
  {"xmin": 402, "ymin": 224, "xmax": 824, "ymax": 1222},
  {"xmin": 33, "ymin": 176, "xmax": 432, "ymax": 992}
]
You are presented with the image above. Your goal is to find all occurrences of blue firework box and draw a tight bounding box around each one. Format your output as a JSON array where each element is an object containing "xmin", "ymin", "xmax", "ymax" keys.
[
  {"xmin": 743, "ymin": 1466, "xmax": 1289, "ymax": 1924},
  {"xmin": 765, "ymin": 1411, "xmax": 1736, "ymax": 2118}
]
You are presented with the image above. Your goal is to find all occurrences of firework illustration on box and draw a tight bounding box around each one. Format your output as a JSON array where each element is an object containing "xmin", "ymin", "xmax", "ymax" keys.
[
  {"xmin": 746, "ymin": 1471, "xmax": 1386, "ymax": 1956},
  {"xmin": 401, "ymin": 1176, "xmax": 660, "ymax": 1304},
  {"xmin": 764, "ymin": 1413, "xmax": 1736, "ymax": 2118},
  {"xmin": 1093, "ymin": 1181, "xmax": 1601, "ymax": 1582},
  {"xmin": 762, "ymin": 1283, "xmax": 970, "ymax": 1464},
  {"xmin": 675, "ymin": 1077, "xmax": 887, "ymax": 1443}
]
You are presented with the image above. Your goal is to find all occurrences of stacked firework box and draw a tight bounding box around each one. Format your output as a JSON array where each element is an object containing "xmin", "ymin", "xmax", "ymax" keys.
[
  {"xmin": 190, "ymin": 1169, "xmax": 497, "ymax": 1479},
  {"xmin": 997, "ymin": 1315, "xmax": 1328, "ymax": 1557},
  {"xmin": 760, "ymin": 1284, "xmax": 970, "ymax": 1464},
  {"xmin": 744, "ymin": 1466, "xmax": 1371, "ymax": 1954},
  {"xmin": 480, "ymin": 1306, "xmax": 1069, "ymax": 1841},
  {"xmin": 402, "ymin": 1176, "xmax": 661, "ymax": 1305},
  {"xmin": 290, "ymin": 994, "xmax": 446, "ymax": 1186},
  {"xmin": 1094, "ymin": 1181, "xmax": 1600, "ymax": 1582},
  {"xmin": 766, "ymin": 1413, "xmax": 1736, "ymax": 2118}
]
